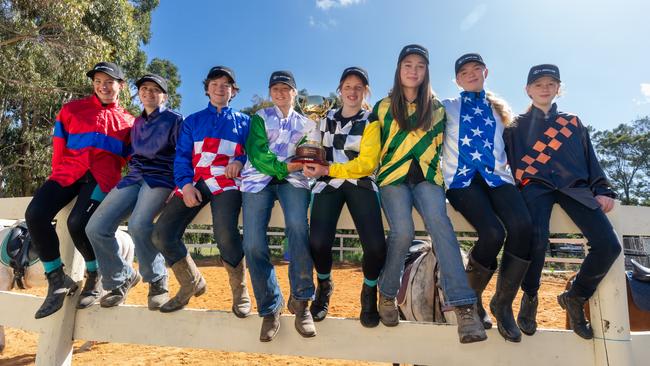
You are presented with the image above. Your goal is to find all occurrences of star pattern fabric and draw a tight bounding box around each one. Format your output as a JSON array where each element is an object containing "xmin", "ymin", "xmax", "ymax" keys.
[{"xmin": 441, "ymin": 91, "xmax": 514, "ymax": 189}]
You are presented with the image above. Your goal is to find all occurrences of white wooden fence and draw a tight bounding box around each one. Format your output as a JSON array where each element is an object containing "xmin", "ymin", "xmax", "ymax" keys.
[{"xmin": 0, "ymin": 196, "xmax": 649, "ymax": 365}]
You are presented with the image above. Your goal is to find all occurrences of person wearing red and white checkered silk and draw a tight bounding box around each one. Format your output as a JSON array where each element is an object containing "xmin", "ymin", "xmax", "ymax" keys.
[{"xmin": 151, "ymin": 66, "xmax": 252, "ymax": 317}]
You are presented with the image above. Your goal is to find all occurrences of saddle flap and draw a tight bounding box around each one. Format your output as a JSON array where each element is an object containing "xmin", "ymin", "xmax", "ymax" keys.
[{"xmin": 626, "ymin": 272, "xmax": 650, "ymax": 312}]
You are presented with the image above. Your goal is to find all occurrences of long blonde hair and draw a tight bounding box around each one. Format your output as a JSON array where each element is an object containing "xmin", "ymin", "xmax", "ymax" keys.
[{"xmin": 485, "ymin": 91, "xmax": 512, "ymax": 126}]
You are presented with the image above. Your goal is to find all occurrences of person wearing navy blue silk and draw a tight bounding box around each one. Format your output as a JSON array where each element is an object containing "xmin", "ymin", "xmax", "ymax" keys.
[{"xmin": 86, "ymin": 74, "xmax": 182, "ymax": 310}]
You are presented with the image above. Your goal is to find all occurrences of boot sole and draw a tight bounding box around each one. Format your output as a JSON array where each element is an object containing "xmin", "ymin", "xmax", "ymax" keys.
[
  {"xmin": 459, "ymin": 334, "xmax": 488, "ymax": 344},
  {"xmin": 260, "ymin": 322, "xmax": 280, "ymax": 342},
  {"xmin": 379, "ymin": 318, "xmax": 399, "ymax": 327},
  {"xmin": 490, "ymin": 301, "xmax": 521, "ymax": 342},
  {"xmin": 360, "ymin": 313, "xmax": 380, "ymax": 328},
  {"xmin": 517, "ymin": 320, "xmax": 537, "ymax": 336},
  {"xmin": 232, "ymin": 305, "xmax": 251, "ymax": 318},
  {"xmin": 288, "ymin": 300, "xmax": 317, "ymax": 338}
]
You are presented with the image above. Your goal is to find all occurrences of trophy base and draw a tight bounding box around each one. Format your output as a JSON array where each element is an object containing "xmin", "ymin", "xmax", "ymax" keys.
[{"xmin": 291, "ymin": 157, "xmax": 329, "ymax": 166}]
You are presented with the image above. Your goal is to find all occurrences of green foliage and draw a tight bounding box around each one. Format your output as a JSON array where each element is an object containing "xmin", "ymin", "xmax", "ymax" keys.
[
  {"xmin": 0, "ymin": 0, "xmax": 180, "ymax": 196},
  {"xmin": 592, "ymin": 117, "xmax": 650, "ymax": 205},
  {"xmin": 240, "ymin": 94, "xmax": 273, "ymax": 116}
]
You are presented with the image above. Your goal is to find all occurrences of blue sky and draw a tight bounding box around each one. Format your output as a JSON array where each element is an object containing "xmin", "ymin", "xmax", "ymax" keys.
[{"xmin": 143, "ymin": 0, "xmax": 650, "ymax": 131}]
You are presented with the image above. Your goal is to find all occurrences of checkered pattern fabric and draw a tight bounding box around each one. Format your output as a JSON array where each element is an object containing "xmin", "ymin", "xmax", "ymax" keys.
[
  {"xmin": 515, "ymin": 115, "xmax": 578, "ymax": 182},
  {"xmin": 312, "ymin": 108, "xmax": 377, "ymax": 194},
  {"xmin": 173, "ymin": 103, "xmax": 249, "ymax": 196}
]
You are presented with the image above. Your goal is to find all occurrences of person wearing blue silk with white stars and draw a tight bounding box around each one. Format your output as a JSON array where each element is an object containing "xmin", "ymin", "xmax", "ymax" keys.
[{"xmin": 441, "ymin": 53, "xmax": 532, "ymax": 343}]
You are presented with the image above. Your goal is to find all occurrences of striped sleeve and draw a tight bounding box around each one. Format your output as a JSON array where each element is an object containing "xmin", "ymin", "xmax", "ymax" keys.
[{"xmin": 51, "ymin": 108, "xmax": 68, "ymax": 167}]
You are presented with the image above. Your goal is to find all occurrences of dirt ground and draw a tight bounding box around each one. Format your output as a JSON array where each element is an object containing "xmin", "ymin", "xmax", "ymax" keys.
[{"xmin": 0, "ymin": 259, "xmax": 571, "ymax": 366}]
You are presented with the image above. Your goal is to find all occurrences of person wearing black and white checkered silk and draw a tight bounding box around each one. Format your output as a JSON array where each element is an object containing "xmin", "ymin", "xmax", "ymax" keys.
[{"xmin": 303, "ymin": 67, "xmax": 387, "ymax": 328}]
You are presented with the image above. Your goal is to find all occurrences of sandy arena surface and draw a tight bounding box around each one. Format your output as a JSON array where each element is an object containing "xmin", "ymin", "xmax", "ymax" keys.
[{"xmin": 0, "ymin": 259, "xmax": 571, "ymax": 365}]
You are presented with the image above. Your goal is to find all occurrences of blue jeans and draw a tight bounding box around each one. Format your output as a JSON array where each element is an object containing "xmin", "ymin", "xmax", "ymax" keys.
[
  {"xmin": 152, "ymin": 181, "xmax": 244, "ymax": 267},
  {"xmin": 378, "ymin": 182, "xmax": 476, "ymax": 307},
  {"xmin": 242, "ymin": 183, "xmax": 314, "ymax": 316},
  {"xmin": 86, "ymin": 181, "xmax": 169, "ymax": 290}
]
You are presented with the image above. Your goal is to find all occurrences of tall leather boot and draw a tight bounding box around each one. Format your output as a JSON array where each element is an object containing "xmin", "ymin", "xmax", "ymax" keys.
[
  {"xmin": 160, "ymin": 254, "xmax": 207, "ymax": 313},
  {"xmin": 223, "ymin": 260, "xmax": 252, "ymax": 318},
  {"xmin": 35, "ymin": 267, "xmax": 78, "ymax": 319},
  {"xmin": 489, "ymin": 252, "xmax": 530, "ymax": 342},
  {"xmin": 465, "ymin": 254, "xmax": 495, "ymax": 329}
]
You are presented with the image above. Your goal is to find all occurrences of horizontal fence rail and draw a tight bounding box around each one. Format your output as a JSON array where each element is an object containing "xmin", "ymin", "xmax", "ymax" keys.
[{"xmin": 1, "ymin": 196, "xmax": 650, "ymax": 365}]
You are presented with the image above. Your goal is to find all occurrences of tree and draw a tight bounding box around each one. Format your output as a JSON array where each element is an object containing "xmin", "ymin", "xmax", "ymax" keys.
[
  {"xmin": 0, "ymin": 0, "xmax": 180, "ymax": 197},
  {"xmin": 592, "ymin": 117, "xmax": 650, "ymax": 205}
]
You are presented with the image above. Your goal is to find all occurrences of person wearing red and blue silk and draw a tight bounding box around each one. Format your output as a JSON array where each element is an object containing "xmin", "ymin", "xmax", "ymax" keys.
[
  {"xmin": 25, "ymin": 62, "xmax": 134, "ymax": 319},
  {"xmin": 151, "ymin": 66, "xmax": 252, "ymax": 316}
]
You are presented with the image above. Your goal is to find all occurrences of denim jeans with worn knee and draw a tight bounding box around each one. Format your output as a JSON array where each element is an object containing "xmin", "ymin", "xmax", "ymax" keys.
[
  {"xmin": 378, "ymin": 181, "xmax": 476, "ymax": 307},
  {"xmin": 86, "ymin": 181, "xmax": 169, "ymax": 290},
  {"xmin": 242, "ymin": 183, "xmax": 314, "ymax": 316}
]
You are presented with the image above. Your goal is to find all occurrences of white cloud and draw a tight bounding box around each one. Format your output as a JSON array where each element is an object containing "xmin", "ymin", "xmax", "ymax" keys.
[
  {"xmin": 633, "ymin": 83, "xmax": 650, "ymax": 105},
  {"xmin": 316, "ymin": 0, "xmax": 364, "ymax": 11},
  {"xmin": 308, "ymin": 15, "xmax": 337, "ymax": 29},
  {"xmin": 460, "ymin": 4, "xmax": 487, "ymax": 31}
]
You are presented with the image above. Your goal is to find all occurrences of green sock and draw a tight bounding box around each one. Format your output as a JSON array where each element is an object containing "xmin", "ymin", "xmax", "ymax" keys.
[
  {"xmin": 317, "ymin": 272, "xmax": 331, "ymax": 281},
  {"xmin": 85, "ymin": 260, "xmax": 98, "ymax": 272},
  {"xmin": 364, "ymin": 277, "xmax": 377, "ymax": 287},
  {"xmin": 43, "ymin": 258, "xmax": 63, "ymax": 273}
]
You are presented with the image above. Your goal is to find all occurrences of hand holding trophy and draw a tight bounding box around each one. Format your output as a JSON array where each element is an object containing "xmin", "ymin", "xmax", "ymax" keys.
[{"xmin": 291, "ymin": 95, "xmax": 334, "ymax": 168}]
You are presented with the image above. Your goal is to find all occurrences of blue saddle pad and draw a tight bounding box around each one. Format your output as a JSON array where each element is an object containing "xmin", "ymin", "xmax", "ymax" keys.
[{"xmin": 626, "ymin": 271, "xmax": 650, "ymax": 312}]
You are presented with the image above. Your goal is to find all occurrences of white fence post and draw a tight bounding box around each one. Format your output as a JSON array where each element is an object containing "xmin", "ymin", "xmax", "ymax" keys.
[
  {"xmin": 35, "ymin": 202, "xmax": 84, "ymax": 366},
  {"xmin": 588, "ymin": 203, "xmax": 650, "ymax": 366}
]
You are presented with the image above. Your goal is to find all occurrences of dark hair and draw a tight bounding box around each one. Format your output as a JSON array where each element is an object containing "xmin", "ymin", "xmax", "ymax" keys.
[
  {"xmin": 203, "ymin": 75, "xmax": 239, "ymax": 100},
  {"xmin": 390, "ymin": 57, "xmax": 435, "ymax": 131},
  {"xmin": 337, "ymin": 74, "xmax": 372, "ymax": 111}
]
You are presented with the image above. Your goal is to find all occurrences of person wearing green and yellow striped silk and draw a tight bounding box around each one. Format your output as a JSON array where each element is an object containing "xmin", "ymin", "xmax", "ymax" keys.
[{"xmin": 374, "ymin": 44, "xmax": 487, "ymax": 344}]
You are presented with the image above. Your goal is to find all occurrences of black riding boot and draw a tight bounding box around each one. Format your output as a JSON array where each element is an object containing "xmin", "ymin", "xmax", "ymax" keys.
[
  {"xmin": 310, "ymin": 278, "xmax": 333, "ymax": 322},
  {"xmin": 360, "ymin": 283, "xmax": 380, "ymax": 328},
  {"xmin": 558, "ymin": 285, "xmax": 593, "ymax": 339},
  {"xmin": 35, "ymin": 267, "xmax": 78, "ymax": 319},
  {"xmin": 489, "ymin": 252, "xmax": 530, "ymax": 342},
  {"xmin": 77, "ymin": 270, "xmax": 102, "ymax": 309},
  {"xmin": 465, "ymin": 254, "xmax": 495, "ymax": 329},
  {"xmin": 517, "ymin": 292, "xmax": 538, "ymax": 335}
]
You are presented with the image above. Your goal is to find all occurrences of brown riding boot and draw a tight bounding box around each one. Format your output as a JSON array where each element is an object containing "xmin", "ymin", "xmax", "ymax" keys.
[
  {"xmin": 260, "ymin": 300, "xmax": 284, "ymax": 342},
  {"xmin": 159, "ymin": 254, "xmax": 206, "ymax": 313},
  {"xmin": 454, "ymin": 304, "xmax": 488, "ymax": 344},
  {"xmin": 223, "ymin": 260, "xmax": 252, "ymax": 318},
  {"xmin": 378, "ymin": 292, "xmax": 399, "ymax": 327},
  {"xmin": 288, "ymin": 295, "xmax": 317, "ymax": 338}
]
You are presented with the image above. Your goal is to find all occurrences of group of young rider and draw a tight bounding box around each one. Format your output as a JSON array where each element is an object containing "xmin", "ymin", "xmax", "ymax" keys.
[{"xmin": 24, "ymin": 44, "xmax": 620, "ymax": 344}]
